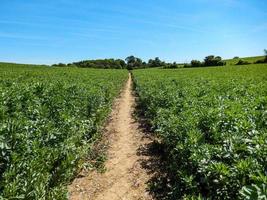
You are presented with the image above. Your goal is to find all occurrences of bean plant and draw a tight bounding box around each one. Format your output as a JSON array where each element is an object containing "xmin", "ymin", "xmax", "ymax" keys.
[
  {"xmin": 133, "ymin": 64, "xmax": 267, "ymax": 199},
  {"xmin": 0, "ymin": 64, "xmax": 128, "ymax": 199}
]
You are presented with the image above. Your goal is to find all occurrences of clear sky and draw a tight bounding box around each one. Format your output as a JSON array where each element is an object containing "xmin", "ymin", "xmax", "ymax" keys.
[{"xmin": 0, "ymin": 0, "xmax": 266, "ymax": 64}]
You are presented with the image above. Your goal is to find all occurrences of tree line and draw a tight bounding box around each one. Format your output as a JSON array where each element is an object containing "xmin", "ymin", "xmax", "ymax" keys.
[
  {"xmin": 52, "ymin": 56, "xmax": 167, "ymax": 70},
  {"xmin": 52, "ymin": 49, "xmax": 267, "ymax": 69},
  {"xmin": 183, "ymin": 55, "xmax": 226, "ymax": 68}
]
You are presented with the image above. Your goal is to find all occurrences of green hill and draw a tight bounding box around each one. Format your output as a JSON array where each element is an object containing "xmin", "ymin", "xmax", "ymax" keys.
[{"xmin": 224, "ymin": 56, "xmax": 265, "ymax": 65}]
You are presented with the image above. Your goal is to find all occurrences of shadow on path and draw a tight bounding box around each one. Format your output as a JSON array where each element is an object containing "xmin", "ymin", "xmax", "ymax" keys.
[{"xmin": 134, "ymin": 103, "xmax": 173, "ymax": 200}]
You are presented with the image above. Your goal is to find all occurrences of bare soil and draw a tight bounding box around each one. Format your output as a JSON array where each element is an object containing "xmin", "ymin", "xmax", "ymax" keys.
[{"xmin": 68, "ymin": 74, "xmax": 154, "ymax": 200}]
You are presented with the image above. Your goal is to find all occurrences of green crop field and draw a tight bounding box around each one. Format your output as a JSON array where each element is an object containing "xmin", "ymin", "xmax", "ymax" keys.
[
  {"xmin": 0, "ymin": 63, "xmax": 128, "ymax": 199},
  {"xmin": 1, "ymin": 61, "xmax": 266, "ymax": 200},
  {"xmin": 1, "ymin": 0, "xmax": 266, "ymax": 199},
  {"xmin": 133, "ymin": 64, "xmax": 267, "ymax": 199}
]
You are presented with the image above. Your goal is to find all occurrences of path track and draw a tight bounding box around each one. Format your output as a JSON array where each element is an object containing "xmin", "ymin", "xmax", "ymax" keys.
[{"xmin": 68, "ymin": 74, "xmax": 153, "ymax": 200}]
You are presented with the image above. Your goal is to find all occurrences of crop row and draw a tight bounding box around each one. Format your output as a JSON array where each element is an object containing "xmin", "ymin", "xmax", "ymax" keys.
[
  {"xmin": 0, "ymin": 65, "xmax": 128, "ymax": 199},
  {"xmin": 133, "ymin": 64, "xmax": 267, "ymax": 199}
]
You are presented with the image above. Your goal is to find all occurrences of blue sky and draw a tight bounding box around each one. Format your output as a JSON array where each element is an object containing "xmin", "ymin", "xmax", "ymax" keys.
[{"xmin": 0, "ymin": 0, "xmax": 266, "ymax": 64}]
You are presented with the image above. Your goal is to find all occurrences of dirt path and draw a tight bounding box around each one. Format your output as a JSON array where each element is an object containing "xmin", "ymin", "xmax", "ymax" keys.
[{"xmin": 68, "ymin": 73, "xmax": 153, "ymax": 200}]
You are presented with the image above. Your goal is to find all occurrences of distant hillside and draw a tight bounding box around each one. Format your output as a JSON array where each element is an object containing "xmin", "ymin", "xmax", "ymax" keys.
[
  {"xmin": 224, "ymin": 56, "xmax": 265, "ymax": 65},
  {"xmin": 0, "ymin": 62, "xmax": 48, "ymax": 68}
]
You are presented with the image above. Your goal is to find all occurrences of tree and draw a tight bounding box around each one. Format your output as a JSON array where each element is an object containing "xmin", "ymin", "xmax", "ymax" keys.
[
  {"xmin": 125, "ymin": 56, "xmax": 143, "ymax": 70},
  {"xmin": 52, "ymin": 63, "xmax": 66, "ymax": 67},
  {"xmin": 169, "ymin": 62, "xmax": 178, "ymax": 69},
  {"xmin": 70, "ymin": 59, "xmax": 127, "ymax": 69},
  {"xmin": 125, "ymin": 56, "xmax": 135, "ymax": 70},
  {"xmin": 204, "ymin": 55, "xmax": 225, "ymax": 66},
  {"xmin": 191, "ymin": 60, "xmax": 202, "ymax": 67},
  {"xmin": 118, "ymin": 59, "xmax": 126, "ymax": 69},
  {"xmin": 148, "ymin": 57, "xmax": 164, "ymax": 68},
  {"xmin": 236, "ymin": 59, "xmax": 250, "ymax": 65},
  {"xmin": 135, "ymin": 58, "xmax": 143, "ymax": 68},
  {"xmin": 154, "ymin": 57, "xmax": 162, "ymax": 67},
  {"xmin": 264, "ymin": 49, "xmax": 267, "ymax": 62}
]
